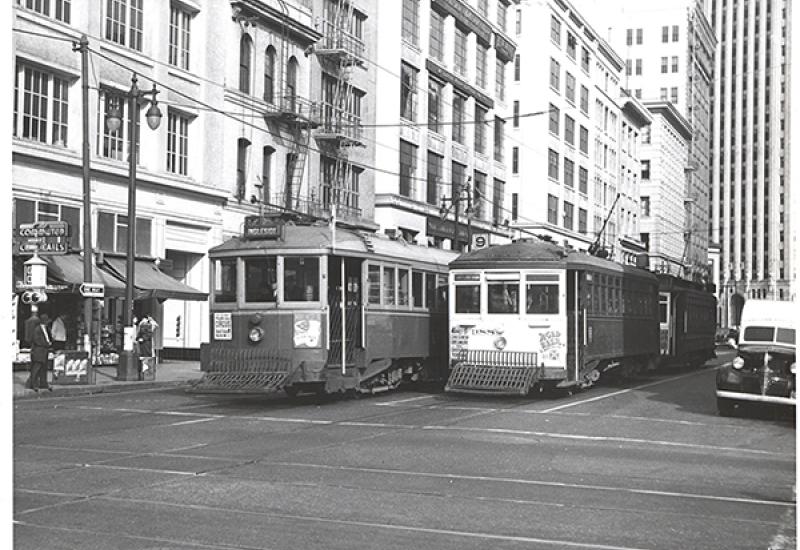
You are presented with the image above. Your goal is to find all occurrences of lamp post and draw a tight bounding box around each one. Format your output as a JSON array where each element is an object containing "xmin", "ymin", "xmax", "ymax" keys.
[{"xmin": 106, "ymin": 73, "xmax": 162, "ymax": 380}]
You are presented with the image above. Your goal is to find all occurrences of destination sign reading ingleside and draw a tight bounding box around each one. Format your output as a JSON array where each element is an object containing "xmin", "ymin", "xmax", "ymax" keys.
[{"xmin": 243, "ymin": 216, "xmax": 281, "ymax": 240}]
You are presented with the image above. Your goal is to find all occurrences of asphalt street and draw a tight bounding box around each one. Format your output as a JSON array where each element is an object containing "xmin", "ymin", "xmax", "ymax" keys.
[{"xmin": 13, "ymin": 349, "xmax": 796, "ymax": 550}]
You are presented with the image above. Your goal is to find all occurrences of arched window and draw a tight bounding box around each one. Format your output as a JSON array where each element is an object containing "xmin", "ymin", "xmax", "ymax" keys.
[
  {"xmin": 239, "ymin": 35, "xmax": 253, "ymax": 94},
  {"xmin": 286, "ymin": 56, "xmax": 298, "ymax": 112},
  {"xmin": 236, "ymin": 138, "xmax": 250, "ymax": 199},
  {"xmin": 264, "ymin": 46, "xmax": 276, "ymax": 104}
]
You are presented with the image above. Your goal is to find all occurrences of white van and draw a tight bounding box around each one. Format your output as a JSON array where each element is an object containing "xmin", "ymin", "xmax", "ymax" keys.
[{"xmin": 715, "ymin": 299, "xmax": 796, "ymax": 416}]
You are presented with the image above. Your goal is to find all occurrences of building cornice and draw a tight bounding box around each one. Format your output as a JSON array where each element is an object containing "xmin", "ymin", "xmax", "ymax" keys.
[{"xmin": 643, "ymin": 101, "xmax": 693, "ymax": 141}]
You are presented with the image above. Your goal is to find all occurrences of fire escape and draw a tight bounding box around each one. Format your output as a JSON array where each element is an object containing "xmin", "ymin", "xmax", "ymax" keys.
[{"xmin": 313, "ymin": 0, "xmax": 365, "ymax": 220}]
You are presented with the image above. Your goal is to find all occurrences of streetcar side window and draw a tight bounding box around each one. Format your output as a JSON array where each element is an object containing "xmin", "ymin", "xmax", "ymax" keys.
[
  {"xmin": 383, "ymin": 266, "xmax": 396, "ymax": 306},
  {"xmin": 398, "ymin": 268, "xmax": 410, "ymax": 306},
  {"xmin": 659, "ymin": 294, "xmax": 669, "ymax": 324},
  {"xmin": 283, "ymin": 256, "xmax": 319, "ymax": 301},
  {"xmin": 526, "ymin": 284, "xmax": 559, "ymax": 314},
  {"xmin": 367, "ymin": 264, "xmax": 381, "ymax": 305},
  {"xmin": 412, "ymin": 271, "xmax": 423, "ymax": 308},
  {"xmin": 244, "ymin": 257, "xmax": 277, "ymax": 303},
  {"xmin": 214, "ymin": 258, "xmax": 237, "ymax": 303},
  {"xmin": 425, "ymin": 273, "xmax": 436, "ymax": 309}
]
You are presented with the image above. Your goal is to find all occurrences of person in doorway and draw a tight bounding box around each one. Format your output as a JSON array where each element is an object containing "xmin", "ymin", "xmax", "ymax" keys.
[
  {"xmin": 51, "ymin": 313, "xmax": 67, "ymax": 350},
  {"xmin": 136, "ymin": 314, "xmax": 158, "ymax": 358},
  {"xmin": 29, "ymin": 313, "xmax": 52, "ymax": 392}
]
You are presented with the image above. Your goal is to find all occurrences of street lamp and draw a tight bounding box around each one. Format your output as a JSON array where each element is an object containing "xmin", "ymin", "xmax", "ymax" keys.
[{"xmin": 106, "ymin": 73, "xmax": 161, "ymax": 381}]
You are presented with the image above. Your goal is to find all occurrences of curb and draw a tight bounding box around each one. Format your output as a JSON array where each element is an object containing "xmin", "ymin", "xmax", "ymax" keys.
[{"xmin": 13, "ymin": 379, "xmax": 202, "ymax": 400}]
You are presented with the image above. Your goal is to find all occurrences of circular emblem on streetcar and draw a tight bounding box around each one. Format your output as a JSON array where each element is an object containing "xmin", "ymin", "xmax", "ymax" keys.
[{"xmin": 493, "ymin": 336, "xmax": 507, "ymax": 350}]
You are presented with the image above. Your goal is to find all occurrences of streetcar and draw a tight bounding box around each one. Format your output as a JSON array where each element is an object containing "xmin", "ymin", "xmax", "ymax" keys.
[
  {"xmin": 656, "ymin": 273, "xmax": 717, "ymax": 368},
  {"xmin": 445, "ymin": 239, "xmax": 661, "ymax": 395},
  {"xmin": 191, "ymin": 216, "xmax": 456, "ymax": 396}
]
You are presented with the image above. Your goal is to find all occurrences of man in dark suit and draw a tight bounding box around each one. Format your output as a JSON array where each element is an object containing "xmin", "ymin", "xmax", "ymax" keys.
[{"xmin": 29, "ymin": 313, "xmax": 52, "ymax": 392}]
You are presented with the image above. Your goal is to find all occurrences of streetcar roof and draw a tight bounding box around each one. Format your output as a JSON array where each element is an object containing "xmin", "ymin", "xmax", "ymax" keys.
[
  {"xmin": 209, "ymin": 223, "xmax": 457, "ymax": 269},
  {"xmin": 450, "ymin": 239, "xmax": 658, "ymax": 281}
]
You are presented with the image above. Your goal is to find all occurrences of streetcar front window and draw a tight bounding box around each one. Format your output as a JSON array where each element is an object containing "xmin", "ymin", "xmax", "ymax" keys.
[
  {"xmin": 488, "ymin": 282, "xmax": 520, "ymax": 314},
  {"xmin": 526, "ymin": 284, "xmax": 559, "ymax": 314},
  {"xmin": 214, "ymin": 258, "xmax": 237, "ymax": 303},
  {"xmin": 244, "ymin": 257, "xmax": 277, "ymax": 302},
  {"xmin": 455, "ymin": 285, "xmax": 481, "ymax": 313},
  {"xmin": 283, "ymin": 256, "xmax": 319, "ymax": 301}
]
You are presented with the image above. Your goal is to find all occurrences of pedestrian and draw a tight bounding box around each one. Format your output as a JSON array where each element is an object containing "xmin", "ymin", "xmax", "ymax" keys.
[
  {"xmin": 23, "ymin": 310, "xmax": 40, "ymax": 348},
  {"xmin": 137, "ymin": 314, "xmax": 158, "ymax": 358},
  {"xmin": 51, "ymin": 313, "xmax": 67, "ymax": 350},
  {"xmin": 29, "ymin": 313, "xmax": 52, "ymax": 392}
]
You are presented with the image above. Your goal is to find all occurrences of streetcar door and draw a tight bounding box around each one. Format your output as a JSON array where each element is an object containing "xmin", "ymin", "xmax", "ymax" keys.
[
  {"xmin": 328, "ymin": 256, "xmax": 362, "ymax": 366},
  {"xmin": 566, "ymin": 270, "xmax": 583, "ymax": 384}
]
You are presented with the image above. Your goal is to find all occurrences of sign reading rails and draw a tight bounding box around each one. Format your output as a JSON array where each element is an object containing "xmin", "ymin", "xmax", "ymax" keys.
[{"xmin": 16, "ymin": 221, "xmax": 69, "ymax": 255}]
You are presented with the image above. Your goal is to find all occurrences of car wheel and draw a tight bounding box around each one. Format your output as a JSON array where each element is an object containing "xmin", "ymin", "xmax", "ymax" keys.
[{"xmin": 717, "ymin": 397, "xmax": 737, "ymax": 417}]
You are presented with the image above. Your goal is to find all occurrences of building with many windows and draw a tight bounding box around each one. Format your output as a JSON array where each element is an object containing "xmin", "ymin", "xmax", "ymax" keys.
[{"xmin": 372, "ymin": 0, "xmax": 517, "ymax": 250}]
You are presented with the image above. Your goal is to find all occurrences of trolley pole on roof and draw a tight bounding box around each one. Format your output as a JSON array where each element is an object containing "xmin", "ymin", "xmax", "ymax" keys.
[{"xmin": 441, "ymin": 177, "xmax": 471, "ymax": 252}]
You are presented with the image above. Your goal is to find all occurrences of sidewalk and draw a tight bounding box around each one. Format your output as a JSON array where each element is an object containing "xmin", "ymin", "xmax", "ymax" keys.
[{"xmin": 12, "ymin": 360, "xmax": 203, "ymax": 400}]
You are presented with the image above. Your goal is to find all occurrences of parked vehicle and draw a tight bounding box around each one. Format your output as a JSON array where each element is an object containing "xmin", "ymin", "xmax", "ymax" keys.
[
  {"xmin": 191, "ymin": 216, "xmax": 455, "ymax": 396},
  {"xmin": 715, "ymin": 300, "xmax": 796, "ymax": 416}
]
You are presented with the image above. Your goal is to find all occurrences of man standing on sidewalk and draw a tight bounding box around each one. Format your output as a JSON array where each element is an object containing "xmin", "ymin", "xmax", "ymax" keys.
[{"xmin": 29, "ymin": 313, "xmax": 52, "ymax": 392}]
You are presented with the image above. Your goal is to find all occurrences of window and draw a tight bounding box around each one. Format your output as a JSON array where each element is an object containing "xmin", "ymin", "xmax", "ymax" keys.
[
  {"xmin": 635, "ymin": 59, "xmax": 642, "ymax": 75},
  {"xmin": 14, "ymin": 63, "xmax": 70, "ymax": 147},
  {"xmin": 412, "ymin": 271, "xmax": 424, "ymax": 307},
  {"xmin": 492, "ymin": 178, "xmax": 503, "ymax": 224},
  {"xmin": 382, "ymin": 266, "xmax": 396, "ymax": 305},
  {"xmin": 455, "ymin": 275, "xmax": 481, "ymax": 314},
  {"xmin": 661, "ymin": 56, "xmax": 668, "ymax": 73},
  {"xmin": 452, "ymin": 161, "xmax": 466, "ymax": 215},
  {"xmin": 284, "ymin": 257, "xmax": 319, "ymax": 301},
  {"xmin": 641, "ymin": 159, "xmax": 650, "ymax": 179},
  {"xmin": 106, "ymin": 0, "xmax": 143, "ymax": 50},
  {"xmin": 97, "ymin": 211, "xmax": 151, "ymax": 256},
  {"xmin": 564, "ymin": 158, "xmax": 574, "ymax": 188},
  {"xmin": 400, "ymin": 62, "xmax": 417, "ymax": 121},
  {"xmin": 168, "ymin": 4, "xmax": 191, "ymax": 70},
  {"xmin": 515, "ymin": 7, "xmax": 521, "ymax": 34},
  {"xmin": 526, "ymin": 279, "xmax": 558, "ymax": 314},
  {"xmin": 474, "ymin": 104, "xmax": 488, "ymax": 153},
  {"xmin": 672, "ymin": 25, "xmax": 679, "ymax": 41},
  {"xmin": 578, "ymin": 166, "xmax": 588, "ymax": 194},
  {"xmin": 581, "ymin": 47, "xmax": 590, "ymax": 72},
  {"xmin": 476, "ymin": 42, "xmax": 488, "ymax": 88},
  {"xmin": 285, "ymin": 56, "xmax": 298, "ymax": 111},
  {"xmin": 429, "ymin": 10, "xmax": 444, "ymax": 60},
  {"xmin": 495, "ymin": 57, "xmax": 506, "ymax": 101},
  {"xmin": 496, "ymin": 0, "xmax": 507, "ymax": 31},
  {"xmin": 671, "ymin": 55, "xmax": 678, "ymax": 73},
  {"xmin": 551, "ymin": 16, "xmax": 561, "ymax": 45},
  {"xmin": 18, "ymin": 0, "xmax": 71, "ymax": 22},
  {"xmin": 579, "ymin": 126, "xmax": 588, "ymax": 154},
  {"xmin": 549, "ymin": 58, "xmax": 560, "ymax": 90},
  {"xmin": 565, "ymin": 115, "xmax": 575, "ymax": 145},
  {"xmin": 244, "ymin": 258, "xmax": 277, "ymax": 303},
  {"xmin": 367, "ymin": 265, "xmax": 381, "ymax": 304},
  {"xmin": 321, "ymin": 155, "xmax": 360, "ymax": 213},
  {"xmin": 213, "ymin": 259, "xmax": 237, "ymax": 303},
  {"xmin": 452, "ymin": 93, "xmax": 465, "ymax": 143},
  {"xmin": 454, "ymin": 25, "xmax": 468, "ymax": 76},
  {"xmin": 402, "ymin": 0, "xmax": 419, "ymax": 45},
  {"xmin": 261, "ymin": 146, "xmax": 274, "ymax": 199},
  {"xmin": 236, "ymin": 138, "xmax": 250, "ymax": 200},
  {"xmin": 662, "ymin": 25, "xmax": 669, "ymax": 42},
  {"xmin": 399, "ymin": 140, "xmax": 417, "ymax": 198},
  {"xmin": 239, "ymin": 35, "xmax": 253, "ymax": 94},
  {"xmin": 514, "ymin": 54, "xmax": 521, "ymax": 81},
  {"xmin": 566, "ymin": 32, "xmax": 576, "ymax": 59},
  {"xmin": 14, "ymin": 198, "xmax": 80, "ymax": 251},
  {"xmin": 166, "ymin": 110, "xmax": 189, "ymax": 176},
  {"xmin": 549, "ymin": 104, "xmax": 560, "ymax": 135},
  {"xmin": 548, "ymin": 149, "xmax": 559, "ymax": 180},
  {"xmin": 512, "ymin": 146, "xmax": 519, "ymax": 174},
  {"xmin": 512, "ymin": 100, "xmax": 519, "ymax": 127},
  {"xmin": 580, "ymin": 85, "xmax": 589, "ymax": 114},
  {"xmin": 398, "ymin": 268, "xmax": 410, "ymax": 306},
  {"xmin": 547, "ymin": 194, "xmax": 558, "ymax": 224},
  {"xmin": 428, "ymin": 77, "xmax": 443, "ymax": 133},
  {"xmin": 641, "ymin": 196, "xmax": 650, "ymax": 217},
  {"xmin": 488, "ymin": 277, "xmax": 520, "ymax": 314},
  {"xmin": 660, "ymin": 87, "xmax": 667, "ymax": 100},
  {"xmin": 263, "ymin": 46, "xmax": 276, "ymax": 103},
  {"xmin": 626, "ymin": 29, "xmax": 633, "ymax": 46},
  {"xmin": 426, "ymin": 151, "xmax": 442, "ymax": 205},
  {"xmin": 636, "ymin": 28, "xmax": 643, "ymax": 44},
  {"xmin": 473, "ymin": 170, "xmax": 487, "ymax": 219},
  {"xmin": 565, "ymin": 72, "xmax": 576, "ymax": 103},
  {"xmin": 670, "ymin": 86, "xmax": 678, "ymax": 104},
  {"xmin": 512, "ymin": 192, "xmax": 518, "ymax": 220},
  {"xmin": 578, "ymin": 208, "xmax": 587, "ymax": 233},
  {"xmin": 626, "ymin": 59, "xmax": 632, "ymax": 76},
  {"xmin": 493, "ymin": 117, "xmax": 504, "ymax": 161},
  {"xmin": 563, "ymin": 201, "xmax": 574, "ymax": 229}
]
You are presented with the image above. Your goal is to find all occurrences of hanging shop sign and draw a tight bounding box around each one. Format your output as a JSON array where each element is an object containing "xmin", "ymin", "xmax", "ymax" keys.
[{"xmin": 15, "ymin": 221, "xmax": 69, "ymax": 255}]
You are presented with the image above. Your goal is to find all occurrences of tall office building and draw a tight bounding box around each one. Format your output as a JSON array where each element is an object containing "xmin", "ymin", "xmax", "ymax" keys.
[{"xmin": 708, "ymin": 0, "xmax": 793, "ymax": 325}]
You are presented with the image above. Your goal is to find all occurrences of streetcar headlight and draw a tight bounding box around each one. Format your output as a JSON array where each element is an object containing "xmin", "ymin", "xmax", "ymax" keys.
[
  {"xmin": 732, "ymin": 356, "xmax": 745, "ymax": 370},
  {"xmin": 248, "ymin": 327, "xmax": 265, "ymax": 343},
  {"xmin": 790, "ymin": 362, "xmax": 796, "ymax": 374}
]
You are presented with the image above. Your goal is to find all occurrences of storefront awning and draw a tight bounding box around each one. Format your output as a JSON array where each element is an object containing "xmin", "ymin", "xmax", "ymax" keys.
[
  {"xmin": 101, "ymin": 257, "xmax": 207, "ymax": 301},
  {"xmin": 44, "ymin": 254, "xmax": 127, "ymax": 297}
]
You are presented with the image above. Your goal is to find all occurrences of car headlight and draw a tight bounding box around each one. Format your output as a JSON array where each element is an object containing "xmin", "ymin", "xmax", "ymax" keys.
[
  {"xmin": 732, "ymin": 356, "xmax": 745, "ymax": 370},
  {"xmin": 248, "ymin": 327, "xmax": 265, "ymax": 343}
]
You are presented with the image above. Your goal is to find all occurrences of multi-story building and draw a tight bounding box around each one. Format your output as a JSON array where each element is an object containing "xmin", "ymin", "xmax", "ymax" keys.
[
  {"xmin": 510, "ymin": 0, "xmax": 636, "ymax": 255},
  {"xmin": 708, "ymin": 0, "xmax": 793, "ymax": 325},
  {"xmin": 11, "ymin": 0, "xmax": 379, "ymax": 357},
  {"xmin": 638, "ymin": 101, "xmax": 694, "ymax": 275},
  {"xmin": 372, "ymin": 0, "xmax": 516, "ymax": 250},
  {"xmin": 610, "ymin": 1, "xmax": 715, "ymax": 284}
]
